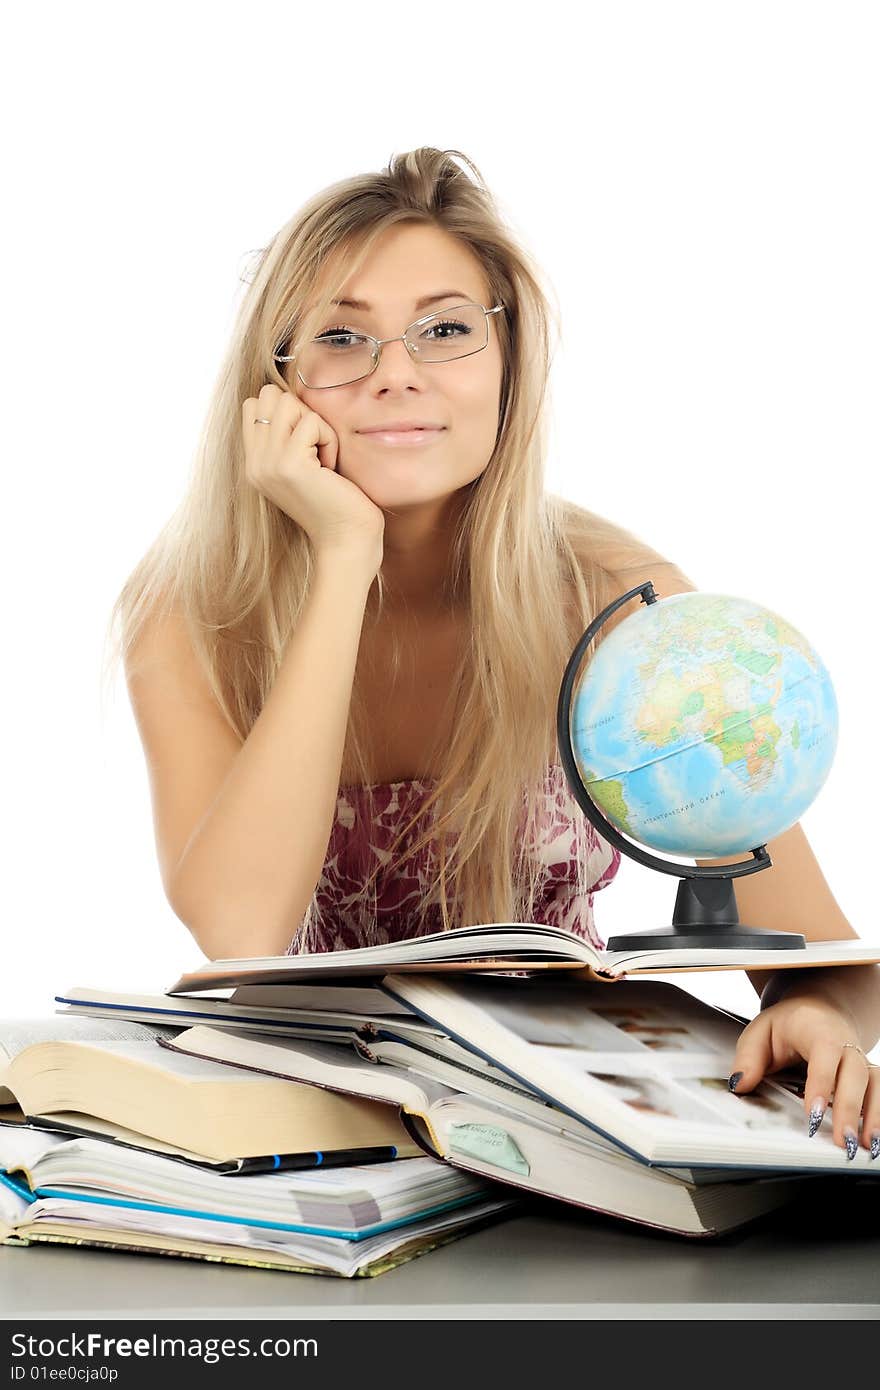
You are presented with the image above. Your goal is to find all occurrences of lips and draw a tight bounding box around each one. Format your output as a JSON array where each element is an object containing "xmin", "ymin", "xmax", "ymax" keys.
[{"xmin": 358, "ymin": 426, "xmax": 447, "ymax": 448}]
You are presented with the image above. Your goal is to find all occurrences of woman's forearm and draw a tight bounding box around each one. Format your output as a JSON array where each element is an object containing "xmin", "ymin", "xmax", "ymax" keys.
[
  {"xmin": 759, "ymin": 963, "xmax": 880, "ymax": 1052},
  {"xmin": 170, "ymin": 550, "xmax": 377, "ymax": 960}
]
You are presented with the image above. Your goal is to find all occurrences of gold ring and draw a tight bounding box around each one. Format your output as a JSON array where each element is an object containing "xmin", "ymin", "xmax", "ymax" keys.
[{"xmin": 842, "ymin": 1041, "xmax": 866, "ymax": 1057}]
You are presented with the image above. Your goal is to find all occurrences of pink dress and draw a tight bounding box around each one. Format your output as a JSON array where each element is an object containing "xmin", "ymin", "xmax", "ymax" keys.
[{"xmin": 287, "ymin": 764, "xmax": 620, "ymax": 956}]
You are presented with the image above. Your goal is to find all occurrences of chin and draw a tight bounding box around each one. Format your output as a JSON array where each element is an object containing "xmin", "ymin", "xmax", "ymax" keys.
[
  {"xmin": 342, "ymin": 461, "xmax": 441, "ymax": 498},
  {"xmin": 371, "ymin": 489, "xmax": 445, "ymax": 513}
]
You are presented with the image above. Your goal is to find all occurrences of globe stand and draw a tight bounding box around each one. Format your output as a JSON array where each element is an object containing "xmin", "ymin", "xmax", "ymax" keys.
[
  {"xmin": 611, "ymin": 876, "xmax": 805, "ymax": 951},
  {"xmin": 557, "ymin": 579, "xmax": 807, "ymax": 954}
]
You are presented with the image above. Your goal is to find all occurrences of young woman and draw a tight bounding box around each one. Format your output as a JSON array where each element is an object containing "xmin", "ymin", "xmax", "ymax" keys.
[{"xmin": 106, "ymin": 147, "xmax": 879, "ymax": 1158}]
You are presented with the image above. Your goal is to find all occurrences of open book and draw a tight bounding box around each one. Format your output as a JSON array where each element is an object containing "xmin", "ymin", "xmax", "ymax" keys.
[
  {"xmin": 0, "ymin": 1015, "xmax": 418, "ymax": 1163},
  {"xmin": 166, "ymin": 923, "xmax": 880, "ymax": 993},
  {"xmin": 377, "ymin": 974, "xmax": 880, "ymax": 1173}
]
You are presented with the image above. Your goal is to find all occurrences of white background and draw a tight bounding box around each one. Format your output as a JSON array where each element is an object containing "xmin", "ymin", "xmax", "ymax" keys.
[{"xmin": 3, "ymin": 2, "xmax": 877, "ymax": 1065}]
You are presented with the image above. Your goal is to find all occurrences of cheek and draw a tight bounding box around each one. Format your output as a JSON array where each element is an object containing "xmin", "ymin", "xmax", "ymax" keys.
[
  {"xmin": 454, "ymin": 354, "xmax": 502, "ymax": 417},
  {"xmin": 454, "ymin": 387, "xmax": 503, "ymax": 482},
  {"xmin": 461, "ymin": 362, "xmax": 503, "ymax": 439},
  {"xmin": 297, "ymin": 386, "xmax": 349, "ymax": 437}
]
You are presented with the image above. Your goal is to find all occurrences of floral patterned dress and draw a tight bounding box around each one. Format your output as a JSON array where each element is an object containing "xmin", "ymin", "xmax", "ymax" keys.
[{"xmin": 286, "ymin": 763, "xmax": 620, "ymax": 955}]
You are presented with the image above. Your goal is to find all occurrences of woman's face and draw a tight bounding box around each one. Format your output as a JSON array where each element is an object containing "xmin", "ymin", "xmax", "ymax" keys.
[{"xmin": 285, "ymin": 223, "xmax": 504, "ymax": 512}]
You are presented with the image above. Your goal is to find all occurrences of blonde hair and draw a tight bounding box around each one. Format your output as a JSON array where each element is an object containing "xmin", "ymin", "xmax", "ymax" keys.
[{"xmin": 103, "ymin": 146, "xmax": 689, "ymax": 949}]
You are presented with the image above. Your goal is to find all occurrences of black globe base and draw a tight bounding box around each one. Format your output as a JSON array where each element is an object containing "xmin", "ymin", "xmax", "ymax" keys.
[
  {"xmin": 605, "ymin": 922, "xmax": 807, "ymax": 951},
  {"xmin": 604, "ymin": 875, "xmax": 807, "ymax": 951}
]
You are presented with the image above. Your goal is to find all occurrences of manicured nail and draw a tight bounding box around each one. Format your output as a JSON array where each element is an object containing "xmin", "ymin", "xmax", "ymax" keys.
[
  {"xmin": 808, "ymin": 1098, "xmax": 826, "ymax": 1137},
  {"xmin": 728, "ymin": 1071, "xmax": 743, "ymax": 1093},
  {"xmin": 870, "ymin": 1133, "xmax": 879, "ymax": 1161},
  {"xmin": 844, "ymin": 1127, "xmax": 858, "ymax": 1161}
]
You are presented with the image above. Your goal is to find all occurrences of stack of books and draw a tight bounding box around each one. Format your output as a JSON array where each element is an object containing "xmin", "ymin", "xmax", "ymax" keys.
[
  {"xmin": 39, "ymin": 924, "xmax": 880, "ymax": 1237},
  {"xmin": 0, "ymin": 1012, "xmax": 516, "ymax": 1277}
]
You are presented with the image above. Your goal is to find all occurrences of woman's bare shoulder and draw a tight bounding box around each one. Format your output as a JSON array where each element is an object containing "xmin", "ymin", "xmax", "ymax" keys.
[
  {"xmin": 122, "ymin": 591, "xmax": 223, "ymax": 719},
  {"xmin": 556, "ymin": 500, "xmax": 698, "ymax": 636},
  {"xmin": 557, "ymin": 501, "xmax": 694, "ymax": 579},
  {"xmin": 124, "ymin": 591, "xmax": 192, "ymax": 680}
]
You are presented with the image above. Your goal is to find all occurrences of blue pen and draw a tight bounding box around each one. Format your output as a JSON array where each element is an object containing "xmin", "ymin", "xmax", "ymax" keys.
[{"xmin": 219, "ymin": 1145, "xmax": 399, "ymax": 1175}]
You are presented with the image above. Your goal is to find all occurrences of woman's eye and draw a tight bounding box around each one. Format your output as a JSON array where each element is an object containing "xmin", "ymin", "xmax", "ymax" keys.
[
  {"xmin": 422, "ymin": 318, "xmax": 470, "ymax": 340},
  {"xmin": 315, "ymin": 326, "xmax": 365, "ymax": 349}
]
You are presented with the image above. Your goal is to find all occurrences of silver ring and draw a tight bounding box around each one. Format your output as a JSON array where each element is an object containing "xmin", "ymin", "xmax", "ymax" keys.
[
  {"xmin": 842, "ymin": 1042, "xmax": 866, "ymax": 1057},
  {"xmin": 254, "ymin": 416, "xmax": 272, "ymax": 425}
]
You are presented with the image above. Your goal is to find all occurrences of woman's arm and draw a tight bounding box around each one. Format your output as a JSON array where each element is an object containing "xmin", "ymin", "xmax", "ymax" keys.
[
  {"xmin": 696, "ymin": 830, "xmax": 880, "ymax": 1157},
  {"xmin": 695, "ymin": 826, "xmax": 880, "ymax": 1051},
  {"xmin": 166, "ymin": 550, "xmax": 378, "ymax": 960}
]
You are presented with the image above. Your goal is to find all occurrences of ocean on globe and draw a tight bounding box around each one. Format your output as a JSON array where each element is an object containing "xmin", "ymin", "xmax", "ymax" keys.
[{"xmin": 570, "ymin": 591, "xmax": 838, "ymax": 858}]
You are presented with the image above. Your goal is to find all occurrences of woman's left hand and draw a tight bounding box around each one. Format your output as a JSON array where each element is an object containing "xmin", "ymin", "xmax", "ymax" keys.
[{"xmin": 727, "ymin": 994, "xmax": 880, "ymax": 1159}]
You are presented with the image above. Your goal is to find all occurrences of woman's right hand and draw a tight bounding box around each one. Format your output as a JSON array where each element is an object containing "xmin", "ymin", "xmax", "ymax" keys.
[{"xmin": 241, "ymin": 383, "xmax": 385, "ymax": 574}]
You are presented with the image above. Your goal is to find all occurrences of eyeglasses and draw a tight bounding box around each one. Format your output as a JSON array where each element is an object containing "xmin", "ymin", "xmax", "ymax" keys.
[{"xmin": 273, "ymin": 302, "xmax": 505, "ymax": 389}]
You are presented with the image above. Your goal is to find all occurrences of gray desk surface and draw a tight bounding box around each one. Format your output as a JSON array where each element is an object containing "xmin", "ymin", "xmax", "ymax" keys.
[{"xmin": 2, "ymin": 1188, "xmax": 880, "ymax": 1320}]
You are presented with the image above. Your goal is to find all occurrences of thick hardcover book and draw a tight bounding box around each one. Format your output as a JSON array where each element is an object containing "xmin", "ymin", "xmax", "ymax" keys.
[{"xmin": 0, "ymin": 1016, "xmax": 418, "ymax": 1162}]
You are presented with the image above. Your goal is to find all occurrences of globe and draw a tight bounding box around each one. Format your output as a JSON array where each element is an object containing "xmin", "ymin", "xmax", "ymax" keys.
[{"xmin": 570, "ymin": 590, "xmax": 838, "ymax": 860}]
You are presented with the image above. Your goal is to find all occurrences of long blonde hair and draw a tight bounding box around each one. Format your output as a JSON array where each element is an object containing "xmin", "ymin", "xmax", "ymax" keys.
[{"xmin": 103, "ymin": 146, "xmax": 686, "ymax": 947}]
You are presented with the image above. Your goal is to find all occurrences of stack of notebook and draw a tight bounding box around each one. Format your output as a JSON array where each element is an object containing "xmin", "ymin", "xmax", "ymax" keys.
[
  {"xmin": 8, "ymin": 921, "xmax": 880, "ymax": 1254},
  {"xmin": 0, "ymin": 1013, "xmax": 516, "ymax": 1277},
  {"xmin": 40, "ymin": 922, "xmax": 880, "ymax": 1238}
]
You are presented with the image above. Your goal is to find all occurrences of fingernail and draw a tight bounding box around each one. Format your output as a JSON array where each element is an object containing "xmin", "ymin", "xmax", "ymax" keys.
[
  {"xmin": 844, "ymin": 1127, "xmax": 858, "ymax": 1161},
  {"xmin": 808, "ymin": 1098, "xmax": 826, "ymax": 1137},
  {"xmin": 728, "ymin": 1071, "xmax": 743, "ymax": 1093},
  {"xmin": 870, "ymin": 1133, "xmax": 880, "ymax": 1161}
]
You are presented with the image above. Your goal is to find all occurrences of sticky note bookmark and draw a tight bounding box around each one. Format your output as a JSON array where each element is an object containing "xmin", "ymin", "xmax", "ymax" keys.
[{"xmin": 448, "ymin": 1123, "xmax": 530, "ymax": 1176}]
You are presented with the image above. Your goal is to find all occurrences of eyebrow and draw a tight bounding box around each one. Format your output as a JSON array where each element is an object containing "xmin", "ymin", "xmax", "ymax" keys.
[{"xmin": 328, "ymin": 289, "xmax": 472, "ymax": 312}]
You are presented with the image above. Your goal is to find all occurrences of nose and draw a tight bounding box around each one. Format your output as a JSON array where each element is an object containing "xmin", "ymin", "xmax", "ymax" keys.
[{"xmin": 369, "ymin": 334, "xmax": 422, "ymax": 388}]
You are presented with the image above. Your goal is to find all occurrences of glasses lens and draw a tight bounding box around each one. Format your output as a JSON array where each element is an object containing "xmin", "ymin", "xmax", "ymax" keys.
[
  {"xmin": 297, "ymin": 304, "xmax": 488, "ymax": 388},
  {"xmin": 406, "ymin": 304, "xmax": 488, "ymax": 363},
  {"xmin": 297, "ymin": 329, "xmax": 375, "ymax": 389}
]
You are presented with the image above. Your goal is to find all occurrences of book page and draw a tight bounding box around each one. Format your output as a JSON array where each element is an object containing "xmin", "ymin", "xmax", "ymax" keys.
[
  {"xmin": 166, "ymin": 924, "xmax": 594, "ymax": 993},
  {"xmin": 0, "ymin": 1017, "xmax": 182, "ymax": 1064},
  {"xmin": 2, "ymin": 1033, "xmax": 287, "ymax": 1091},
  {"xmin": 85, "ymin": 1039, "xmax": 298, "ymax": 1084},
  {"xmin": 0, "ymin": 1121, "xmax": 71, "ymax": 1176},
  {"xmin": 419, "ymin": 977, "xmax": 811, "ymax": 1147},
  {"xmin": 163, "ymin": 1027, "xmax": 453, "ymax": 1110}
]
